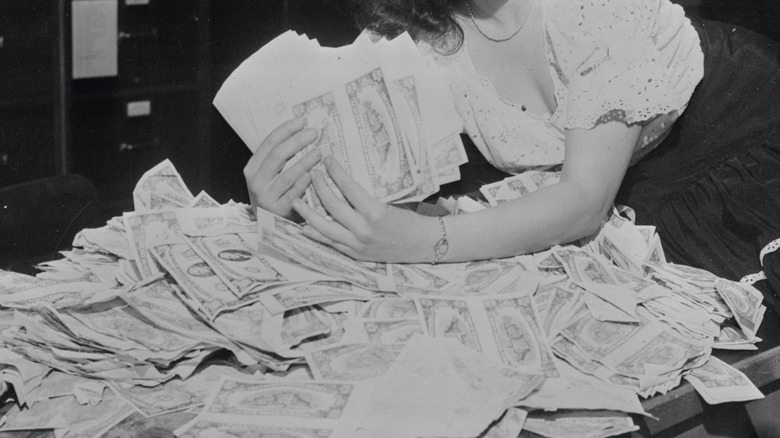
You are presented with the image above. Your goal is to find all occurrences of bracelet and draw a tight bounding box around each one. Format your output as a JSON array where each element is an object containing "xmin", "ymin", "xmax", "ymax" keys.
[{"xmin": 432, "ymin": 216, "xmax": 449, "ymax": 264}]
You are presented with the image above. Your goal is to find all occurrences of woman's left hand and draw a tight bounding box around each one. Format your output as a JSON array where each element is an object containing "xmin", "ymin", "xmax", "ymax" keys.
[{"xmin": 291, "ymin": 156, "xmax": 435, "ymax": 263}]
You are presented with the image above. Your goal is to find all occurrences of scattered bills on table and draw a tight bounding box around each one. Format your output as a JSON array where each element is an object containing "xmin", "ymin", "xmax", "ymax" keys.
[{"xmin": 0, "ymin": 157, "xmax": 767, "ymax": 437}]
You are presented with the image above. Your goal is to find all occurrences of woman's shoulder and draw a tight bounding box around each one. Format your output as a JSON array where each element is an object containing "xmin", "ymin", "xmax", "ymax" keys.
[
  {"xmin": 543, "ymin": 0, "xmax": 704, "ymax": 129},
  {"xmin": 544, "ymin": 0, "xmax": 686, "ymax": 40}
]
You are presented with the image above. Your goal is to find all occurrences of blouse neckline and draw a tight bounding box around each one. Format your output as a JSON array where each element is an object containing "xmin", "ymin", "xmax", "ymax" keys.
[{"xmin": 455, "ymin": 0, "xmax": 563, "ymax": 124}]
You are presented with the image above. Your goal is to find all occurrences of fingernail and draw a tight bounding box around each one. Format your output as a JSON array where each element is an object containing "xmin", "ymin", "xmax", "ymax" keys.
[{"xmin": 304, "ymin": 128, "xmax": 317, "ymax": 141}]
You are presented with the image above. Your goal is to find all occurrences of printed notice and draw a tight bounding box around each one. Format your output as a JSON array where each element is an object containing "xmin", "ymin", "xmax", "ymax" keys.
[{"xmin": 72, "ymin": 0, "xmax": 119, "ymax": 79}]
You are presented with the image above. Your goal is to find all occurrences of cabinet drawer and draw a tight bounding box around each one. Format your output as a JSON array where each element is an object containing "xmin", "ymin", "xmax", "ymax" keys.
[
  {"xmin": 70, "ymin": 93, "xmax": 202, "ymax": 204},
  {"xmin": 70, "ymin": 0, "xmax": 200, "ymax": 93},
  {"xmin": 0, "ymin": 0, "xmax": 54, "ymax": 101},
  {"xmin": 0, "ymin": 106, "xmax": 56, "ymax": 188}
]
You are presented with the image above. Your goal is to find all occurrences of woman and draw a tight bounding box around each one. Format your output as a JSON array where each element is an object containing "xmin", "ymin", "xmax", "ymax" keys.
[{"xmin": 244, "ymin": 0, "xmax": 780, "ymax": 306}]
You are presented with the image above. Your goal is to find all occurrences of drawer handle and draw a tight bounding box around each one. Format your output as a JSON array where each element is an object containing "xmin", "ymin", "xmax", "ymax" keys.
[
  {"xmin": 0, "ymin": 36, "xmax": 4, "ymax": 50},
  {"xmin": 118, "ymin": 28, "xmax": 158, "ymax": 41},
  {"xmin": 119, "ymin": 137, "xmax": 160, "ymax": 152},
  {"xmin": 1, "ymin": 153, "xmax": 8, "ymax": 166}
]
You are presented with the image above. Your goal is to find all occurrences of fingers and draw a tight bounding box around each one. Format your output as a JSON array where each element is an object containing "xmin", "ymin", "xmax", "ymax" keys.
[
  {"xmin": 271, "ymin": 148, "xmax": 321, "ymax": 200},
  {"xmin": 244, "ymin": 118, "xmax": 314, "ymax": 176},
  {"xmin": 243, "ymin": 118, "xmax": 320, "ymax": 217},
  {"xmin": 309, "ymin": 169, "xmax": 363, "ymax": 230},
  {"xmin": 292, "ymin": 198, "xmax": 360, "ymax": 249},
  {"xmin": 261, "ymin": 128, "xmax": 318, "ymax": 176},
  {"xmin": 322, "ymin": 157, "xmax": 381, "ymax": 217},
  {"xmin": 277, "ymin": 169, "xmax": 312, "ymax": 208},
  {"xmin": 260, "ymin": 118, "xmax": 307, "ymax": 156},
  {"xmin": 302, "ymin": 225, "xmax": 360, "ymax": 259}
]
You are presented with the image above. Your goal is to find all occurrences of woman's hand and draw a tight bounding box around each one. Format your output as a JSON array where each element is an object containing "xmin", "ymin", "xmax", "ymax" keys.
[
  {"xmin": 291, "ymin": 156, "xmax": 438, "ymax": 263},
  {"xmin": 243, "ymin": 118, "xmax": 322, "ymax": 219}
]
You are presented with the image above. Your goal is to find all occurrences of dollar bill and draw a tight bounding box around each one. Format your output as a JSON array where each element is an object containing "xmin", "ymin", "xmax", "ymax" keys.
[
  {"xmin": 306, "ymin": 343, "xmax": 403, "ymax": 381},
  {"xmin": 260, "ymin": 281, "xmax": 375, "ymax": 315},
  {"xmin": 176, "ymin": 420, "xmax": 334, "ymax": 438},
  {"xmin": 416, "ymin": 297, "xmax": 483, "ymax": 352},
  {"xmin": 481, "ymin": 295, "xmax": 559, "ymax": 377},
  {"xmin": 559, "ymin": 311, "xmax": 647, "ymax": 360},
  {"xmin": 151, "ymin": 242, "xmax": 252, "ymax": 319},
  {"xmin": 358, "ymin": 298, "xmax": 420, "ymax": 319},
  {"xmin": 347, "ymin": 318, "xmax": 426, "ymax": 345},
  {"xmin": 188, "ymin": 190, "xmax": 221, "ymax": 208},
  {"xmin": 109, "ymin": 363, "xmax": 259, "ymax": 417},
  {"xmin": 538, "ymin": 285, "xmax": 581, "ymax": 339},
  {"xmin": 553, "ymin": 247, "xmax": 618, "ymax": 284},
  {"xmin": 685, "ymin": 356, "xmax": 764, "ymax": 404},
  {"xmin": 523, "ymin": 410, "xmax": 638, "ymax": 438},
  {"xmin": 390, "ymin": 263, "xmax": 458, "ymax": 295},
  {"xmin": 133, "ymin": 159, "xmax": 194, "ymax": 212},
  {"xmin": 123, "ymin": 210, "xmax": 182, "ymax": 279},
  {"xmin": 551, "ymin": 336, "xmax": 641, "ymax": 390},
  {"xmin": 714, "ymin": 278, "xmax": 765, "ymax": 340},
  {"xmin": 713, "ymin": 324, "xmax": 760, "ymax": 350},
  {"xmin": 389, "ymin": 74, "xmax": 438, "ymax": 201},
  {"xmin": 118, "ymin": 281, "xmax": 254, "ymax": 363},
  {"xmin": 347, "ymin": 68, "xmax": 417, "ymax": 201},
  {"xmin": 186, "ymin": 234, "xmax": 286, "ymax": 297}
]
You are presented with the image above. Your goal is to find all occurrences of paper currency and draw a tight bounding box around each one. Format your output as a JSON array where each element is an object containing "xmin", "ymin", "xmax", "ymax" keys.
[
  {"xmin": 685, "ymin": 356, "xmax": 764, "ymax": 404},
  {"xmin": 0, "ymin": 158, "xmax": 768, "ymax": 437},
  {"xmin": 214, "ymin": 30, "xmax": 466, "ymax": 208}
]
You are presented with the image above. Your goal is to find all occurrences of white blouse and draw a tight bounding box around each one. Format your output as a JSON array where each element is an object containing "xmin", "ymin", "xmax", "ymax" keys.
[{"xmin": 421, "ymin": 0, "xmax": 704, "ymax": 174}]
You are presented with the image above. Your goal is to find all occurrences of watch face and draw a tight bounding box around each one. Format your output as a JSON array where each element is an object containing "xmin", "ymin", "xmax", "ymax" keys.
[{"xmin": 434, "ymin": 238, "xmax": 449, "ymax": 258}]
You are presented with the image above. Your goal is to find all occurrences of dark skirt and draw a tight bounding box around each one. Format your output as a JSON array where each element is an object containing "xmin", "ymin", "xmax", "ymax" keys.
[{"xmin": 616, "ymin": 17, "xmax": 780, "ymax": 308}]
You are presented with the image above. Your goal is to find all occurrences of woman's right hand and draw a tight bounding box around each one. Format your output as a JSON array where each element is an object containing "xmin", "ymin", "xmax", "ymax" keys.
[{"xmin": 243, "ymin": 118, "xmax": 321, "ymax": 219}]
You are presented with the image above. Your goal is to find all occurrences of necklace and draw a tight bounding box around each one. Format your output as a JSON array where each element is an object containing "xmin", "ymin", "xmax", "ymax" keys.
[{"xmin": 465, "ymin": 0, "xmax": 535, "ymax": 43}]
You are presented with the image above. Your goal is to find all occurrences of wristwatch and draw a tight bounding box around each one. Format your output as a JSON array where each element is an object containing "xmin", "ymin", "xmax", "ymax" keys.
[{"xmin": 432, "ymin": 216, "xmax": 449, "ymax": 264}]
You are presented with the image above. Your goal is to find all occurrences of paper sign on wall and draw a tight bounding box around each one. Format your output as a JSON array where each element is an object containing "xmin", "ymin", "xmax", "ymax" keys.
[{"xmin": 72, "ymin": 0, "xmax": 119, "ymax": 79}]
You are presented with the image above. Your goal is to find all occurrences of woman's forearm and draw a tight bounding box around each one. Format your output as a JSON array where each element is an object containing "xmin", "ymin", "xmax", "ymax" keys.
[{"xmin": 437, "ymin": 180, "xmax": 607, "ymax": 262}]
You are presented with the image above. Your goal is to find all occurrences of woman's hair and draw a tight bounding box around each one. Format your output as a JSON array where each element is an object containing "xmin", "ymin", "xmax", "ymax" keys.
[{"xmin": 350, "ymin": 0, "xmax": 464, "ymax": 53}]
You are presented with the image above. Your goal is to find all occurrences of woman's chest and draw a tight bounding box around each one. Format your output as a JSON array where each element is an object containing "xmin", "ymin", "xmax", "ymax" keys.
[{"xmin": 463, "ymin": 17, "xmax": 556, "ymax": 116}]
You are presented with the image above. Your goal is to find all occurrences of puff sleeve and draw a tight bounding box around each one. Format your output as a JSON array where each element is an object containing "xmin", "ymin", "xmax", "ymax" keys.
[{"xmin": 545, "ymin": 0, "xmax": 704, "ymax": 130}]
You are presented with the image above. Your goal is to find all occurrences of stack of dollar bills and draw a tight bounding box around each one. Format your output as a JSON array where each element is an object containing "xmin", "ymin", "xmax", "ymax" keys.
[
  {"xmin": 0, "ymin": 158, "xmax": 766, "ymax": 437},
  {"xmin": 213, "ymin": 30, "xmax": 467, "ymax": 208}
]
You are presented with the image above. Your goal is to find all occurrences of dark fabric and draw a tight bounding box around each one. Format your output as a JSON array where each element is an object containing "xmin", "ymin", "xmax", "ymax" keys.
[
  {"xmin": 0, "ymin": 174, "xmax": 105, "ymax": 273},
  {"xmin": 616, "ymin": 17, "xmax": 780, "ymax": 308},
  {"xmin": 436, "ymin": 134, "xmax": 512, "ymax": 199}
]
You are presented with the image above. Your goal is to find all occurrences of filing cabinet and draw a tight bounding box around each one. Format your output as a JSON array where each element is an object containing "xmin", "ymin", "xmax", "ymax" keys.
[
  {"xmin": 70, "ymin": 93, "xmax": 201, "ymax": 213},
  {"xmin": 67, "ymin": 0, "xmax": 211, "ymax": 215},
  {"xmin": 0, "ymin": 0, "xmax": 213, "ymax": 216},
  {"xmin": 0, "ymin": 0, "xmax": 59, "ymax": 186},
  {"xmin": 69, "ymin": 0, "xmax": 201, "ymax": 95}
]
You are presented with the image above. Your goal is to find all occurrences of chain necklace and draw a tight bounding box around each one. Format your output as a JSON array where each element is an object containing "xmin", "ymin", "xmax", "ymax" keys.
[{"xmin": 465, "ymin": 0, "xmax": 535, "ymax": 43}]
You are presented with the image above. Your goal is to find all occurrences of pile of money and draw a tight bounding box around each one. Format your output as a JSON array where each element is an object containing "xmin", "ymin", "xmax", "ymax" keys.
[
  {"xmin": 214, "ymin": 30, "xmax": 467, "ymax": 208},
  {"xmin": 0, "ymin": 159, "xmax": 768, "ymax": 437}
]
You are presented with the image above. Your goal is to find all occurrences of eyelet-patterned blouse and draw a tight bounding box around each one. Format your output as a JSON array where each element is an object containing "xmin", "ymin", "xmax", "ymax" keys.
[{"xmin": 421, "ymin": 0, "xmax": 705, "ymax": 173}]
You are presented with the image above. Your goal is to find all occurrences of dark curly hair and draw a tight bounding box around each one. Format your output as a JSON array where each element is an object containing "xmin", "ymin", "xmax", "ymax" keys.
[{"xmin": 350, "ymin": 0, "xmax": 464, "ymax": 54}]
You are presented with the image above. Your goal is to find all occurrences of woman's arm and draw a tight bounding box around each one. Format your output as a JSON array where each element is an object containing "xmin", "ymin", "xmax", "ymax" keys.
[{"xmin": 293, "ymin": 119, "xmax": 641, "ymax": 263}]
